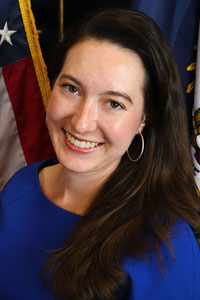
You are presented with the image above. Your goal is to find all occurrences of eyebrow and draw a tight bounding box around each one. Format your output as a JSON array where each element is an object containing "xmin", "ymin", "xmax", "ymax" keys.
[
  {"xmin": 59, "ymin": 74, "xmax": 133, "ymax": 104},
  {"xmin": 101, "ymin": 90, "xmax": 133, "ymax": 104},
  {"xmin": 59, "ymin": 74, "xmax": 83, "ymax": 88}
]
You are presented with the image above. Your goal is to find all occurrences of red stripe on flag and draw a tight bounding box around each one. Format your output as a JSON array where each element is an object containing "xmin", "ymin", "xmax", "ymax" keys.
[{"xmin": 2, "ymin": 57, "xmax": 55, "ymax": 164}]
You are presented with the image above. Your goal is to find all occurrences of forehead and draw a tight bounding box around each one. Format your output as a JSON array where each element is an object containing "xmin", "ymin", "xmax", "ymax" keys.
[{"xmin": 60, "ymin": 39, "xmax": 146, "ymax": 98}]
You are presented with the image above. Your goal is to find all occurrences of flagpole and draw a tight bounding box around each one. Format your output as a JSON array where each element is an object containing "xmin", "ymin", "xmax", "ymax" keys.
[{"xmin": 58, "ymin": 0, "xmax": 64, "ymax": 42}]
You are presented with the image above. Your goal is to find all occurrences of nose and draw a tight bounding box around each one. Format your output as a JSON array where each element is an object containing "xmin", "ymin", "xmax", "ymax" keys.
[{"xmin": 71, "ymin": 99, "xmax": 98, "ymax": 134}]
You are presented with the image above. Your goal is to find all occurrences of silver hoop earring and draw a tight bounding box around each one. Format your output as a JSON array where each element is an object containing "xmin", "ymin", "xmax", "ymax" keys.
[{"xmin": 127, "ymin": 132, "xmax": 144, "ymax": 162}]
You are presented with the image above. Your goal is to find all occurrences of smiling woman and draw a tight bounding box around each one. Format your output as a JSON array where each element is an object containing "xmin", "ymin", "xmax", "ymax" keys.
[
  {"xmin": 0, "ymin": 8, "xmax": 200, "ymax": 300},
  {"xmin": 46, "ymin": 39, "xmax": 145, "ymax": 179}
]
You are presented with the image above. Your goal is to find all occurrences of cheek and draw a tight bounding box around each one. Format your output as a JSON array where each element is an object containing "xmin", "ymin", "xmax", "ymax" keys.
[
  {"xmin": 46, "ymin": 95, "xmax": 64, "ymax": 122},
  {"xmin": 110, "ymin": 117, "xmax": 141, "ymax": 142}
]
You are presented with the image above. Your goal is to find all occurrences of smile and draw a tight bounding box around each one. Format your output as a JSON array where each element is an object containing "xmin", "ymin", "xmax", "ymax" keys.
[{"xmin": 65, "ymin": 132, "xmax": 100, "ymax": 149}]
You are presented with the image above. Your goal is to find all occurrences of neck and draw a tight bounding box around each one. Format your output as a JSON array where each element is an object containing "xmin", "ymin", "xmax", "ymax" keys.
[{"xmin": 39, "ymin": 163, "xmax": 109, "ymax": 215}]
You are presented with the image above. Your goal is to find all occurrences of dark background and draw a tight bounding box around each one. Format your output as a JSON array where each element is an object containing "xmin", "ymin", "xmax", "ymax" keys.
[{"xmin": 31, "ymin": 0, "xmax": 133, "ymax": 74}]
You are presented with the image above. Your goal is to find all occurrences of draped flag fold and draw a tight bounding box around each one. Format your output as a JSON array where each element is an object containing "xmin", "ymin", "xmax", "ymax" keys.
[
  {"xmin": 131, "ymin": 0, "xmax": 200, "ymax": 122},
  {"xmin": 131, "ymin": 0, "xmax": 200, "ymax": 245},
  {"xmin": 0, "ymin": 0, "xmax": 55, "ymax": 190}
]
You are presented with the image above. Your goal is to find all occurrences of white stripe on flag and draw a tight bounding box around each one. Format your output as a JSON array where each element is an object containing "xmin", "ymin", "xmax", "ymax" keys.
[
  {"xmin": 192, "ymin": 22, "xmax": 200, "ymax": 189},
  {"xmin": 0, "ymin": 68, "xmax": 27, "ymax": 190},
  {"xmin": 193, "ymin": 25, "xmax": 200, "ymax": 113}
]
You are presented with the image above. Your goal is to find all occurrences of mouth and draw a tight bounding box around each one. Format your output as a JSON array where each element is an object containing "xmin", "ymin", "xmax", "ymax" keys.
[{"xmin": 62, "ymin": 129, "xmax": 103, "ymax": 150}]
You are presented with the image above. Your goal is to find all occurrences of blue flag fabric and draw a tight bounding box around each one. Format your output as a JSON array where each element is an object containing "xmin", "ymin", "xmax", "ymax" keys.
[
  {"xmin": 131, "ymin": 0, "xmax": 200, "ymax": 245},
  {"xmin": 132, "ymin": 0, "xmax": 191, "ymax": 49},
  {"xmin": 131, "ymin": 0, "xmax": 200, "ymax": 123},
  {"xmin": 0, "ymin": 0, "xmax": 30, "ymax": 66}
]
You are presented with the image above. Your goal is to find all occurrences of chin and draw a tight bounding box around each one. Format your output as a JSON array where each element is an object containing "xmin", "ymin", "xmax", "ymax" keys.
[{"xmin": 58, "ymin": 157, "xmax": 96, "ymax": 174}]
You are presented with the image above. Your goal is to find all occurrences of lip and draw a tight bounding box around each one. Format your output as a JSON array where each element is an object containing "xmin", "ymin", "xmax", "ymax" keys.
[
  {"xmin": 62, "ymin": 129, "xmax": 104, "ymax": 154},
  {"xmin": 62, "ymin": 128, "xmax": 102, "ymax": 144}
]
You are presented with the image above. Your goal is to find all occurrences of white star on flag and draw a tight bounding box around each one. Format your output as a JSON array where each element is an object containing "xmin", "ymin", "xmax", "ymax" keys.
[{"xmin": 0, "ymin": 21, "xmax": 17, "ymax": 46}]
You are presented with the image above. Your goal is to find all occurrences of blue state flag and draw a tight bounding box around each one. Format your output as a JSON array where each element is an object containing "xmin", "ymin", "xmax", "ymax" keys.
[
  {"xmin": 131, "ymin": 0, "xmax": 200, "ymax": 123},
  {"xmin": 131, "ymin": 0, "xmax": 200, "ymax": 244}
]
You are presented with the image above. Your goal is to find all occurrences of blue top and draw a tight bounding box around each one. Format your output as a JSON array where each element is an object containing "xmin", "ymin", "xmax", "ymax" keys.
[{"xmin": 0, "ymin": 159, "xmax": 200, "ymax": 300}]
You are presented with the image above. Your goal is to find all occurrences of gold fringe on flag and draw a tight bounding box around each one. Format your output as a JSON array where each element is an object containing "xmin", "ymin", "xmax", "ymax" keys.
[{"xmin": 18, "ymin": 0, "xmax": 51, "ymax": 108}]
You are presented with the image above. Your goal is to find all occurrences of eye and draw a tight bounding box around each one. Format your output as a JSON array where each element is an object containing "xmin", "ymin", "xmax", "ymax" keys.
[
  {"xmin": 61, "ymin": 84, "xmax": 79, "ymax": 95},
  {"xmin": 107, "ymin": 100, "xmax": 124, "ymax": 110},
  {"xmin": 67, "ymin": 84, "xmax": 79, "ymax": 94}
]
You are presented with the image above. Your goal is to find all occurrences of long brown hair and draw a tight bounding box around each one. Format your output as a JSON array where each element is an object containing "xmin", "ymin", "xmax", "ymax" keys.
[{"xmin": 43, "ymin": 8, "xmax": 200, "ymax": 300}]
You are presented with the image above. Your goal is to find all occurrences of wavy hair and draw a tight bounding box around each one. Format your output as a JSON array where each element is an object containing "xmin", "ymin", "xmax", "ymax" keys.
[{"xmin": 43, "ymin": 8, "xmax": 200, "ymax": 300}]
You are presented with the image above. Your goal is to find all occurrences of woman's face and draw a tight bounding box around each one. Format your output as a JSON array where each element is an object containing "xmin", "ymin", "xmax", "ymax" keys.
[{"xmin": 46, "ymin": 39, "xmax": 146, "ymax": 178}]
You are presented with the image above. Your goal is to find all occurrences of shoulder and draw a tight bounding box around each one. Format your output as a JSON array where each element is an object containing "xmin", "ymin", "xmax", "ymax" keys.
[
  {"xmin": 122, "ymin": 219, "xmax": 200, "ymax": 300},
  {"xmin": 0, "ymin": 158, "xmax": 58, "ymax": 207}
]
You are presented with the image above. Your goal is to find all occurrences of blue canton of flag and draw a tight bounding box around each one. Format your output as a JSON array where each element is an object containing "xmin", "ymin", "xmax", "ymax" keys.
[{"xmin": 0, "ymin": 0, "xmax": 30, "ymax": 66}]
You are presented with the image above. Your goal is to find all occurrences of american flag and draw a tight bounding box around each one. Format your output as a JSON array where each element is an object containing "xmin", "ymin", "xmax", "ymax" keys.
[{"xmin": 0, "ymin": 0, "xmax": 55, "ymax": 190}]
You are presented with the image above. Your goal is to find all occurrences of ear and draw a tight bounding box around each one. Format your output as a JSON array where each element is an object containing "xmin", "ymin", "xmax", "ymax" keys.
[{"xmin": 137, "ymin": 114, "xmax": 146, "ymax": 134}]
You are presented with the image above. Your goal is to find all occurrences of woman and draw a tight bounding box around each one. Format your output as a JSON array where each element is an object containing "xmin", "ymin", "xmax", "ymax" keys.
[{"xmin": 0, "ymin": 8, "xmax": 200, "ymax": 300}]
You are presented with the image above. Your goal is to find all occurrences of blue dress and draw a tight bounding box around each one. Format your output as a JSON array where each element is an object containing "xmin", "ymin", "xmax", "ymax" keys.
[{"xmin": 0, "ymin": 159, "xmax": 200, "ymax": 300}]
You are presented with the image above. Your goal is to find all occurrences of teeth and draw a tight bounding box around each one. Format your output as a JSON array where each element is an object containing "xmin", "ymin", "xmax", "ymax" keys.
[
  {"xmin": 85, "ymin": 142, "xmax": 91, "ymax": 149},
  {"xmin": 74, "ymin": 139, "xmax": 80, "ymax": 147},
  {"xmin": 85, "ymin": 142, "xmax": 90, "ymax": 148},
  {"xmin": 79, "ymin": 141, "xmax": 86, "ymax": 148},
  {"xmin": 66, "ymin": 132, "xmax": 99, "ymax": 149}
]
